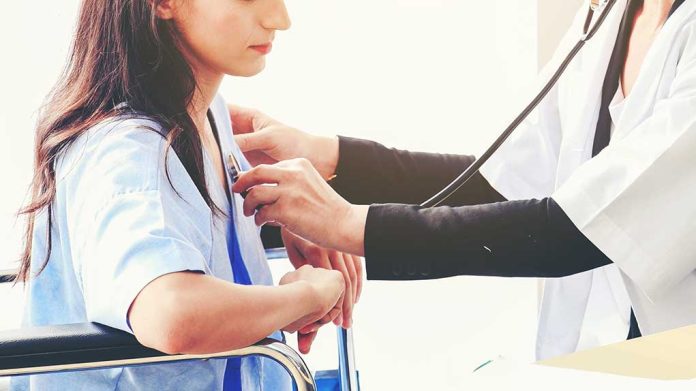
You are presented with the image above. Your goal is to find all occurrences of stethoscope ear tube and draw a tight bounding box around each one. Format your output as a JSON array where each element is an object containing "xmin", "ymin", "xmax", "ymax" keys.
[{"xmin": 420, "ymin": 0, "xmax": 618, "ymax": 208}]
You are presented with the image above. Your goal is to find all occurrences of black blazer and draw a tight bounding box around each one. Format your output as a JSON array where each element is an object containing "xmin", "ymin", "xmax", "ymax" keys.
[{"xmin": 329, "ymin": 137, "xmax": 612, "ymax": 281}]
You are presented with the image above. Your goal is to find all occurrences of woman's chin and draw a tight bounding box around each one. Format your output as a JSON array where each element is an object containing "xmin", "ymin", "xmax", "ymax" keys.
[{"xmin": 225, "ymin": 60, "xmax": 266, "ymax": 78}]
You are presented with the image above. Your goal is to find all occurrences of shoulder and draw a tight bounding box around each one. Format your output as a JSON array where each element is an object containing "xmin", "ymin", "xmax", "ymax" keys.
[
  {"xmin": 672, "ymin": 7, "xmax": 696, "ymax": 58},
  {"xmin": 57, "ymin": 116, "xmax": 191, "ymax": 203},
  {"xmin": 680, "ymin": 18, "xmax": 696, "ymax": 46}
]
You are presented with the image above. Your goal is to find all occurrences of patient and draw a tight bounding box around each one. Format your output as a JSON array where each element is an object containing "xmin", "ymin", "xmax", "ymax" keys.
[{"xmin": 12, "ymin": 0, "xmax": 349, "ymax": 389}]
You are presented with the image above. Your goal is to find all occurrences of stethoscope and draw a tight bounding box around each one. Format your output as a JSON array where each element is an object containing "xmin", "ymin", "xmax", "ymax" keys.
[
  {"xmin": 421, "ymin": 0, "xmax": 618, "ymax": 208},
  {"xmin": 227, "ymin": 1, "xmax": 619, "ymax": 210}
]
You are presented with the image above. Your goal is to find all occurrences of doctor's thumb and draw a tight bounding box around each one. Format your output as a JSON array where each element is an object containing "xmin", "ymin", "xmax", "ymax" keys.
[
  {"xmin": 234, "ymin": 132, "xmax": 270, "ymax": 153},
  {"xmin": 228, "ymin": 104, "xmax": 257, "ymax": 134}
]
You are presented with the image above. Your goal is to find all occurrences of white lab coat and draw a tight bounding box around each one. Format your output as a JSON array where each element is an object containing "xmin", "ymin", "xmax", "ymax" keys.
[{"xmin": 480, "ymin": 0, "xmax": 696, "ymax": 360}]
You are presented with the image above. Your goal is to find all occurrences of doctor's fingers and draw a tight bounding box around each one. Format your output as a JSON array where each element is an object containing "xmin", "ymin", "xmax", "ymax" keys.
[
  {"xmin": 331, "ymin": 252, "xmax": 355, "ymax": 329},
  {"xmin": 228, "ymin": 104, "xmax": 258, "ymax": 135},
  {"xmin": 290, "ymin": 235, "xmax": 353, "ymax": 292},
  {"xmin": 242, "ymin": 185, "xmax": 279, "ymax": 217},
  {"xmin": 234, "ymin": 129, "xmax": 276, "ymax": 155},
  {"xmin": 343, "ymin": 253, "xmax": 358, "ymax": 308},
  {"xmin": 229, "ymin": 104, "xmax": 279, "ymax": 134},
  {"xmin": 351, "ymin": 255, "xmax": 363, "ymax": 303},
  {"xmin": 296, "ymin": 238, "xmax": 333, "ymax": 270},
  {"xmin": 233, "ymin": 159, "xmax": 308, "ymax": 194},
  {"xmin": 284, "ymin": 236, "xmax": 315, "ymax": 271},
  {"xmin": 233, "ymin": 164, "xmax": 281, "ymax": 195}
]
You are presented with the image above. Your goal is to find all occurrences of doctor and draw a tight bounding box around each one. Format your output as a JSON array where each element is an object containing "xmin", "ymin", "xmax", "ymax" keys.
[{"xmin": 231, "ymin": 0, "xmax": 696, "ymax": 359}]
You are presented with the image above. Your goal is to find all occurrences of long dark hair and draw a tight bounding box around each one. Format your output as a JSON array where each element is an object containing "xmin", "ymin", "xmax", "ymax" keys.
[{"xmin": 16, "ymin": 0, "xmax": 223, "ymax": 282}]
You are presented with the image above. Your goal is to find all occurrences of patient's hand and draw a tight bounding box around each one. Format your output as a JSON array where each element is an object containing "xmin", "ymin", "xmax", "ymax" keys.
[
  {"xmin": 279, "ymin": 265, "xmax": 344, "ymax": 353},
  {"xmin": 282, "ymin": 228, "xmax": 363, "ymax": 328},
  {"xmin": 281, "ymin": 229, "xmax": 363, "ymax": 354}
]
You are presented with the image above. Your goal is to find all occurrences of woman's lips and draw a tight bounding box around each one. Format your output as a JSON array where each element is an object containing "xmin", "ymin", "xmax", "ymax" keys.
[{"xmin": 250, "ymin": 43, "xmax": 272, "ymax": 55}]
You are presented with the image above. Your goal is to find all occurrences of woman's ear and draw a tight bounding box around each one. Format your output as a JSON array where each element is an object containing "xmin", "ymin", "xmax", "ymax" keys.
[{"xmin": 154, "ymin": 0, "xmax": 177, "ymax": 20}]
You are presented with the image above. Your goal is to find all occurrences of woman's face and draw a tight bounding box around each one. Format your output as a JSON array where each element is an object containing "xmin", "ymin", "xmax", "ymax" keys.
[{"xmin": 159, "ymin": 0, "xmax": 291, "ymax": 78}]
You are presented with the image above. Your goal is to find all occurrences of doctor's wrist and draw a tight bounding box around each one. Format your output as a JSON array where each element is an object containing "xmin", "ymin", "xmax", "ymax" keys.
[
  {"xmin": 310, "ymin": 135, "xmax": 339, "ymax": 180},
  {"xmin": 335, "ymin": 204, "xmax": 368, "ymax": 256}
]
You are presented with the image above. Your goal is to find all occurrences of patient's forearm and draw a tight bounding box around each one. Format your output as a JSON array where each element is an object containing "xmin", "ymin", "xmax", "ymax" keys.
[{"xmin": 129, "ymin": 272, "xmax": 319, "ymax": 355}]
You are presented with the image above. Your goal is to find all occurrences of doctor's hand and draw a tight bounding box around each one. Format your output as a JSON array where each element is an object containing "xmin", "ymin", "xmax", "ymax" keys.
[
  {"xmin": 229, "ymin": 105, "xmax": 339, "ymax": 180},
  {"xmin": 282, "ymin": 228, "xmax": 363, "ymax": 330},
  {"xmin": 232, "ymin": 158, "xmax": 369, "ymax": 256}
]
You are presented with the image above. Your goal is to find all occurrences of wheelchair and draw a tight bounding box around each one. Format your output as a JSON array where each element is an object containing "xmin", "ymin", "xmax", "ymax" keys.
[{"xmin": 0, "ymin": 248, "xmax": 360, "ymax": 391}]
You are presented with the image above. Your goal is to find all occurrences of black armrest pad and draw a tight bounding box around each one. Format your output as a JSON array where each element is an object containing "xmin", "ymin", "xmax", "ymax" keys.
[
  {"xmin": 0, "ymin": 323, "xmax": 165, "ymax": 373},
  {"xmin": 0, "ymin": 274, "xmax": 16, "ymax": 284}
]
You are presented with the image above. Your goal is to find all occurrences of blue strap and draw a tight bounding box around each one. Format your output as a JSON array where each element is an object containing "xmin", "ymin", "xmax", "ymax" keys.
[
  {"xmin": 223, "ymin": 217, "xmax": 253, "ymax": 391},
  {"xmin": 206, "ymin": 110, "xmax": 256, "ymax": 390},
  {"xmin": 228, "ymin": 218, "xmax": 253, "ymax": 286}
]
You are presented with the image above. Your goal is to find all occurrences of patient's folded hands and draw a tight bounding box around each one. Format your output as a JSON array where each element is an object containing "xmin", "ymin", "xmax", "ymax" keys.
[
  {"xmin": 278, "ymin": 265, "xmax": 344, "ymax": 336},
  {"xmin": 281, "ymin": 228, "xmax": 363, "ymax": 354}
]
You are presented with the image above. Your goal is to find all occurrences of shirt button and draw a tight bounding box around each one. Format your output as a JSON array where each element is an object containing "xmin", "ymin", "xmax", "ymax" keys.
[
  {"xmin": 420, "ymin": 263, "xmax": 431, "ymax": 277},
  {"xmin": 392, "ymin": 263, "xmax": 403, "ymax": 277}
]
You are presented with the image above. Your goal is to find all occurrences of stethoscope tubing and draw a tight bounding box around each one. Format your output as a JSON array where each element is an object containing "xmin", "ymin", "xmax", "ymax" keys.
[{"xmin": 420, "ymin": 0, "xmax": 618, "ymax": 208}]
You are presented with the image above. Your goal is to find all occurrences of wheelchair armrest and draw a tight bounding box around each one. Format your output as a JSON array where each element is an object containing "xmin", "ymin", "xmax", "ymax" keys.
[
  {"xmin": 0, "ymin": 323, "xmax": 316, "ymax": 391},
  {"xmin": 0, "ymin": 250, "xmax": 314, "ymax": 387},
  {"xmin": 0, "ymin": 269, "xmax": 15, "ymax": 284}
]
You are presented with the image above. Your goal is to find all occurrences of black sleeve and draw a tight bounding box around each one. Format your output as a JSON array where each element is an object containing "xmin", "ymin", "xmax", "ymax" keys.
[
  {"xmin": 329, "ymin": 136, "xmax": 505, "ymax": 206},
  {"xmin": 364, "ymin": 197, "xmax": 612, "ymax": 280}
]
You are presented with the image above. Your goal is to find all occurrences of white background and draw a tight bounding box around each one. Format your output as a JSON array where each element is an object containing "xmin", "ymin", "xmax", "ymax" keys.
[{"xmin": 0, "ymin": 1, "xmax": 581, "ymax": 389}]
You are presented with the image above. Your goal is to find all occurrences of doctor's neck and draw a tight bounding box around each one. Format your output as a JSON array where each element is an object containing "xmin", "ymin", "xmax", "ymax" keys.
[
  {"xmin": 642, "ymin": 0, "xmax": 675, "ymax": 15},
  {"xmin": 635, "ymin": 0, "xmax": 675, "ymax": 29}
]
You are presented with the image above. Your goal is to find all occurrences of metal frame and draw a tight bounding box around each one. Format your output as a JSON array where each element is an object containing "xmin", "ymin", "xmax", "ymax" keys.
[
  {"xmin": 337, "ymin": 327, "xmax": 360, "ymax": 391},
  {"xmin": 0, "ymin": 336, "xmax": 316, "ymax": 391}
]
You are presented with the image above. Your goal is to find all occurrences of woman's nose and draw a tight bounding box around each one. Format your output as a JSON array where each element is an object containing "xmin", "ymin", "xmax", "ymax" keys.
[{"xmin": 262, "ymin": 0, "xmax": 291, "ymax": 31}]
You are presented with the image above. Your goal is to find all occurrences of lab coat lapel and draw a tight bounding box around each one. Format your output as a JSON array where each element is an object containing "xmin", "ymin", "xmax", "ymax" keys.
[
  {"xmin": 556, "ymin": 0, "xmax": 628, "ymax": 184},
  {"xmin": 614, "ymin": 0, "xmax": 696, "ymax": 138}
]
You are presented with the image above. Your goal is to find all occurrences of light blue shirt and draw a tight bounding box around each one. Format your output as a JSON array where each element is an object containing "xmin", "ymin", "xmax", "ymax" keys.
[{"xmin": 12, "ymin": 95, "xmax": 292, "ymax": 390}]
